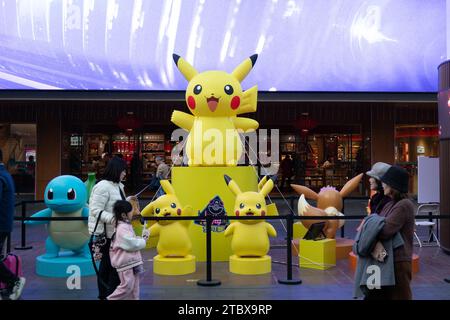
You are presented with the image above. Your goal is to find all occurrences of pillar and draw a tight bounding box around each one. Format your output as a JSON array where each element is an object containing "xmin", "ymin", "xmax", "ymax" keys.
[
  {"xmin": 438, "ymin": 60, "xmax": 450, "ymax": 253},
  {"xmin": 36, "ymin": 107, "xmax": 62, "ymax": 200}
]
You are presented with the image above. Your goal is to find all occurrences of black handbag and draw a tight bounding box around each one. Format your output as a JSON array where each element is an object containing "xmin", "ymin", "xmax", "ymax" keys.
[{"xmin": 90, "ymin": 210, "xmax": 107, "ymax": 262}]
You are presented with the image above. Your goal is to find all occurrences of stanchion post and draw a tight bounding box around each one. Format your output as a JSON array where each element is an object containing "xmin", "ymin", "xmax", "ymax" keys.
[
  {"xmin": 278, "ymin": 214, "xmax": 302, "ymax": 285},
  {"xmin": 15, "ymin": 201, "xmax": 33, "ymax": 250},
  {"xmin": 197, "ymin": 215, "xmax": 221, "ymax": 286}
]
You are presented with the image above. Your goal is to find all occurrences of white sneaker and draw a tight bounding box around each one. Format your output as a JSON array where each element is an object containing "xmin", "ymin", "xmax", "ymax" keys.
[{"xmin": 9, "ymin": 277, "xmax": 26, "ymax": 300}]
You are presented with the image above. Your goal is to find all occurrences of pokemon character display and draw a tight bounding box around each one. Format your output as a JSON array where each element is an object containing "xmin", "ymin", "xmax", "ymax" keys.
[
  {"xmin": 172, "ymin": 54, "xmax": 259, "ymax": 167},
  {"xmin": 291, "ymin": 174, "xmax": 363, "ymax": 239},
  {"xmin": 223, "ymin": 174, "xmax": 277, "ymax": 274},
  {"xmin": 141, "ymin": 180, "xmax": 196, "ymax": 275}
]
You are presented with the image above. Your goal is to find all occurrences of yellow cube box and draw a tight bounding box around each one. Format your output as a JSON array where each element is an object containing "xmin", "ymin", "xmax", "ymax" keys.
[
  {"xmin": 299, "ymin": 238, "xmax": 336, "ymax": 270},
  {"xmin": 293, "ymin": 222, "xmax": 308, "ymax": 239}
]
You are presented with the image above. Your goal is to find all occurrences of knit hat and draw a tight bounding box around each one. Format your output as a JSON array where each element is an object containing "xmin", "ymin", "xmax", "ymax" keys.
[
  {"xmin": 366, "ymin": 162, "xmax": 391, "ymax": 180},
  {"xmin": 379, "ymin": 165, "xmax": 409, "ymax": 194}
]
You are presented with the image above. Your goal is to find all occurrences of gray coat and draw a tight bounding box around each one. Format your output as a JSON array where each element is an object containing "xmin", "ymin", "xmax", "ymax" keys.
[{"xmin": 353, "ymin": 214, "xmax": 404, "ymax": 298}]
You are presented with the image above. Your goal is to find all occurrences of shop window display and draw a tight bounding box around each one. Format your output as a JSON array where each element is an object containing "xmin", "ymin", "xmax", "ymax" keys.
[
  {"xmin": 66, "ymin": 131, "xmax": 175, "ymax": 190},
  {"xmin": 280, "ymin": 130, "xmax": 364, "ymax": 193},
  {"xmin": 395, "ymin": 125, "xmax": 439, "ymax": 194},
  {"xmin": 0, "ymin": 124, "xmax": 36, "ymax": 193}
]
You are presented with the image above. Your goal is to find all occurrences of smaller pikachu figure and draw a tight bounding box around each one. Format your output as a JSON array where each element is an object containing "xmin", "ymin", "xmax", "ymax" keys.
[
  {"xmin": 223, "ymin": 175, "xmax": 277, "ymax": 257},
  {"xmin": 172, "ymin": 54, "xmax": 259, "ymax": 166},
  {"xmin": 141, "ymin": 180, "xmax": 193, "ymax": 258}
]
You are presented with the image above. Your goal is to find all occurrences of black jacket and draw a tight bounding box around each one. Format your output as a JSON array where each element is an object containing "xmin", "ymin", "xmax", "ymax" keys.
[{"xmin": 0, "ymin": 164, "xmax": 16, "ymax": 233}]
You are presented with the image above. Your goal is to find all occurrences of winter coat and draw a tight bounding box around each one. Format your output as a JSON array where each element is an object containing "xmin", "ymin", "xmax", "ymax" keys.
[
  {"xmin": 88, "ymin": 180, "xmax": 126, "ymax": 238},
  {"xmin": 0, "ymin": 164, "xmax": 15, "ymax": 233},
  {"xmin": 353, "ymin": 214, "xmax": 404, "ymax": 298},
  {"xmin": 110, "ymin": 221, "xmax": 146, "ymax": 272}
]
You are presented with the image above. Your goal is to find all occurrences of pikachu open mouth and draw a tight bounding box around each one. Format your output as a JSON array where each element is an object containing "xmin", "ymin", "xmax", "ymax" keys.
[
  {"xmin": 245, "ymin": 211, "xmax": 255, "ymax": 216},
  {"xmin": 206, "ymin": 96, "xmax": 219, "ymax": 112},
  {"xmin": 163, "ymin": 212, "xmax": 171, "ymax": 217}
]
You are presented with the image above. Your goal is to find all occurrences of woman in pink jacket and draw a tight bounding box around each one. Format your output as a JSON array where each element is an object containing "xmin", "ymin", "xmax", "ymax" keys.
[{"xmin": 107, "ymin": 200, "xmax": 149, "ymax": 300}]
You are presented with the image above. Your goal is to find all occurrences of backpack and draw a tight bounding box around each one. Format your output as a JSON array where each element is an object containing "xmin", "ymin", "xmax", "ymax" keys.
[{"xmin": 0, "ymin": 253, "xmax": 23, "ymax": 289}]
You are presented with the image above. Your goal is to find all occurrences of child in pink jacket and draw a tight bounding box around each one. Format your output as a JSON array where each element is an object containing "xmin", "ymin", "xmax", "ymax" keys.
[{"xmin": 107, "ymin": 200, "xmax": 149, "ymax": 300}]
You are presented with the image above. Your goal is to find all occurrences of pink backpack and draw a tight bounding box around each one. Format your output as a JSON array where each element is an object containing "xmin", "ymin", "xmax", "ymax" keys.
[{"xmin": 0, "ymin": 254, "xmax": 23, "ymax": 289}]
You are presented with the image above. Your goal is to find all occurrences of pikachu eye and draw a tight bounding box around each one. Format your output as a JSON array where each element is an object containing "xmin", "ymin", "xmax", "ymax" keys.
[
  {"xmin": 239, "ymin": 203, "xmax": 245, "ymax": 209},
  {"xmin": 193, "ymin": 84, "xmax": 202, "ymax": 95},
  {"xmin": 171, "ymin": 203, "xmax": 177, "ymax": 208},
  {"xmin": 224, "ymin": 84, "xmax": 234, "ymax": 95},
  {"xmin": 256, "ymin": 203, "xmax": 261, "ymax": 209},
  {"xmin": 155, "ymin": 208, "xmax": 160, "ymax": 214}
]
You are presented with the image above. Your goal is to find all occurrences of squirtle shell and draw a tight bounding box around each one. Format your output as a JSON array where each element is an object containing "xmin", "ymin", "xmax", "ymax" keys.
[{"xmin": 48, "ymin": 208, "xmax": 90, "ymax": 250}]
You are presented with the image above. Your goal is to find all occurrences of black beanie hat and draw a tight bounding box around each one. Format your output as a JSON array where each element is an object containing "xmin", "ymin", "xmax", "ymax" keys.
[{"xmin": 379, "ymin": 165, "xmax": 409, "ymax": 194}]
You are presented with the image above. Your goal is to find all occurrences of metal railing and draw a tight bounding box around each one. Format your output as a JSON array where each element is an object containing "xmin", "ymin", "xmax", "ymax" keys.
[{"xmin": 11, "ymin": 199, "xmax": 450, "ymax": 287}]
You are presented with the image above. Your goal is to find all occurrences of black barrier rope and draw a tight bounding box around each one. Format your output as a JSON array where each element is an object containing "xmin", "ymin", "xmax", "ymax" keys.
[{"xmin": 12, "ymin": 199, "xmax": 450, "ymax": 288}]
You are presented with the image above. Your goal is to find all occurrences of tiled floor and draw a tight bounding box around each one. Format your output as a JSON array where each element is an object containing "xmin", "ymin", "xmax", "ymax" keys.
[{"xmin": 7, "ymin": 197, "xmax": 450, "ymax": 300}]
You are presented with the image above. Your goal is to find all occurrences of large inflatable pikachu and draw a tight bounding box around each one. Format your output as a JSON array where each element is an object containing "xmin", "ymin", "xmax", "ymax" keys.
[{"xmin": 172, "ymin": 54, "xmax": 259, "ymax": 166}]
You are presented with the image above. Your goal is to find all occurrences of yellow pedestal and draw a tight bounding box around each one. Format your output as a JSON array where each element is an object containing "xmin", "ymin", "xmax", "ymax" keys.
[
  {"xmin": 172, "ymin": 166, "xmax": 258, "ymax": 262},
  {"xmin": 299, "ymin": 239, "xmax": 336, "ymax": 270},
  {"xmin": 229, "ymin": 255, "xmax": 271, "ymax": 275},
  {"xmin": 293, "ymin": 222, "xmax": 308, "ymax": 239},
  {"xmin": 153, "ymin": 254, "xmax": 196, "ymax": 275}
]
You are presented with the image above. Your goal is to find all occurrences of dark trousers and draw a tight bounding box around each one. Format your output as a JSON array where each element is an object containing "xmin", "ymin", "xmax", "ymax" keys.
[
  {"xmin": 364, "ymin": 261, "xmax": 412, "ymax": 300},
  {"xmin": 91, "ymin": 238, "xmax": 120, "ymax": 300},
  {"xmin": 0, "ymin": 232, "xmax": 18, "ymax": 288}
]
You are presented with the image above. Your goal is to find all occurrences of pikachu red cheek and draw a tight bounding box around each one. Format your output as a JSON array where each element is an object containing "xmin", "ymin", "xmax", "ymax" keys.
[
  {"xmin": 187, "ymin": 96, "xmax": 196, "ymax": 110},
  {"xmin": 177, "ymin": 208, "xmax": 181, "ymax": 215},
  {"xmin": 260, "ymin": 210, "xmax": 266, "ymax": 217},
  {"xmin": 235, "ymin": 210, "xmax": 240, "ymax": 217},
  {"xmin": 230, "ymin": 96, "xmax": 240, "ymax": 110}
]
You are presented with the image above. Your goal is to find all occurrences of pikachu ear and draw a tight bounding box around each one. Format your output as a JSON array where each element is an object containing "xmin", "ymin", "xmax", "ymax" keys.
[
  {"xmin": 291, "ymin": 184, "xmax": 319, "ymax": 201},
  {"xmin": 231, "ymin": 54, "xmax": 257, "ymax": 83},
  {"xmin": 258, "ymin": 176, "xmax": 268, "ymax": 192},
  {"xmin": 237, "ymin": 85, "xmax": 258, "ymax": 115},
  {"xmin": 141, "ymin": 202, "xmax": 154, "ymax": 217},
  {"xmin": 160, "ymin": 180, "xmax": 175, "ymax": 195},
  {"xmin": 224, "ymin": 175, "xmax": 242, "ymax": 196},
  {"xmin": 173, "ymin": 54, "xmax": 198, "ymax": 81},
  {"xmin": 340, "ymin": 173, "xmax": 363, "ymax": 198},
  {"xmin": 259, "ymin": 176, "xmax": 275, "ymax": 197}
]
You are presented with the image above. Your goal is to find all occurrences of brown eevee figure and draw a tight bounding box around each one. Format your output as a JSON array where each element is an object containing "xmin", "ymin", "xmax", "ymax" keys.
[{"xmin": 291, "ymin": 173, "xmax": 363, "ymax": 238}]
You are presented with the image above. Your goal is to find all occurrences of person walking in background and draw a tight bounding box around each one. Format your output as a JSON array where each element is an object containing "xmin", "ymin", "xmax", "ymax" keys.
[
  {"xmin": 0, "ymin": 149, "xmax": 26, "ymax": 300},
  {"xmin": 149, "ymin": 156, "xmax": 170, "ymax": 196},
  {"xmin": 130, "ymin": 152, "xmax": 142, "ymax": 193},
  {"xmin": 155, "ymin": 156, "xmax": 170, "ymax": 180},
  {"xmin": 88, "ymin": 156, "xmax": 128, "ymax": 300},
  {"xmin": 107, "ymin": 200, "xmax": 149, "ymax": 300},
  {"xmin": 367, "ymin": 165, "xmax": 415, "ymax": 300},
  {"xmin": 279, "ymin": 154, "xmax": 294, "ymax": 191}
]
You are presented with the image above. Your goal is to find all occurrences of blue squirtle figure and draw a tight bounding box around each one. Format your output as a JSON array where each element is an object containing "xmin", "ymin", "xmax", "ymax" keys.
[{"xmin": 26, "ymin": 175, "xmax": 90, "ymax": 258}]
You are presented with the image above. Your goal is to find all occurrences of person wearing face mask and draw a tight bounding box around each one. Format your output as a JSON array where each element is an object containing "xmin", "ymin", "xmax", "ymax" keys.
[
  {"xmin": 88, "ymin": 156, "xmax": 128, "ymax": 300},
  {"xmin": 366, "ymin": 162, "xmax": 392, "ymax": 214}
]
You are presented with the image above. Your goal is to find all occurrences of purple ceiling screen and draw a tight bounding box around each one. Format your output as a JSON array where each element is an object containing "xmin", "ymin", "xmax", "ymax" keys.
[{"xmin": 0, "ymin": 0, "xmax": 446, "ymax": 92}]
